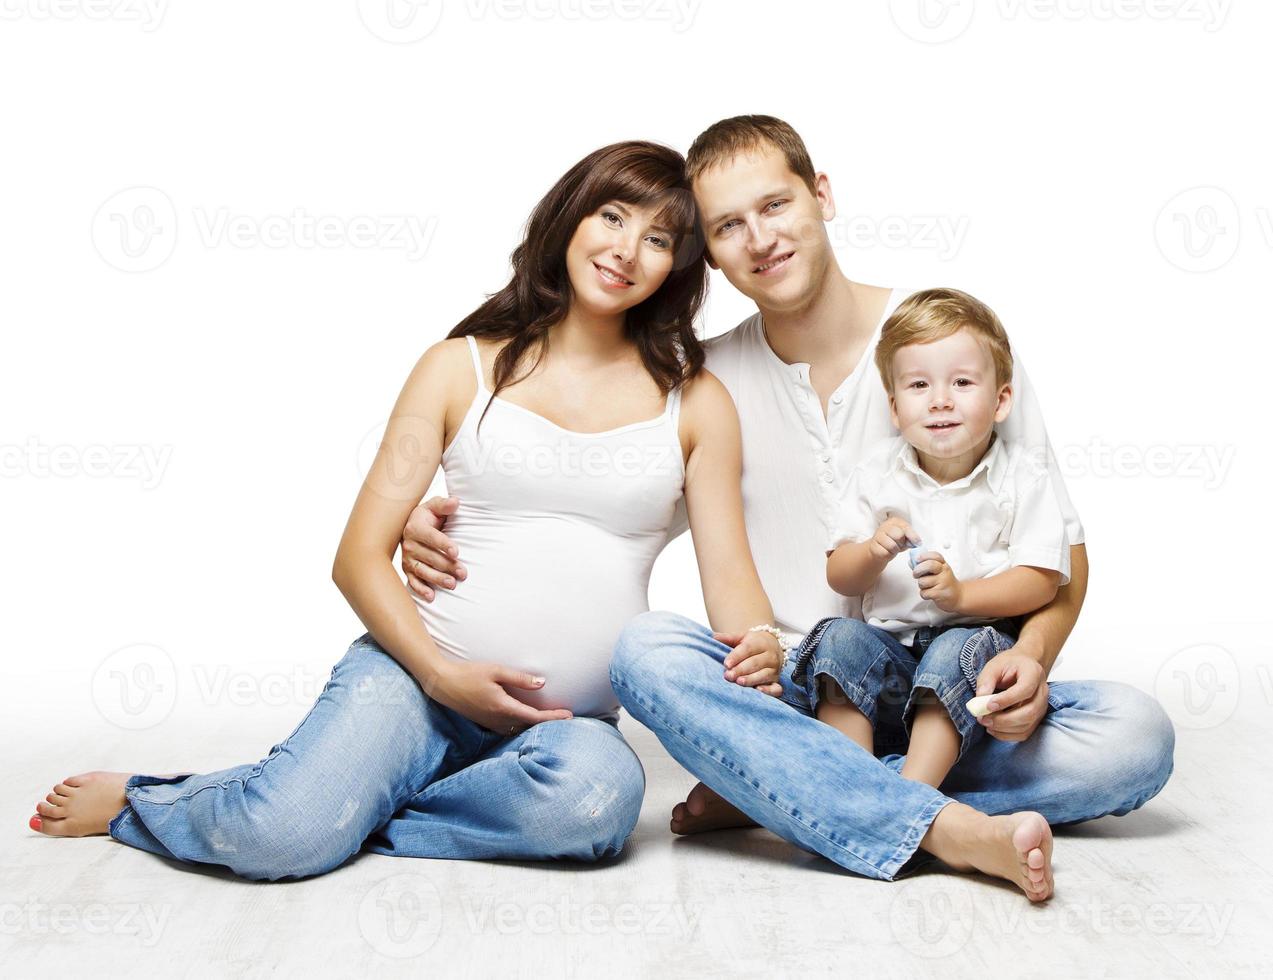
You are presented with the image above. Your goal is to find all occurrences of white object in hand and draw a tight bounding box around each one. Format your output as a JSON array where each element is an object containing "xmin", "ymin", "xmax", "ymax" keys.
[{"xmin": 966, "ymin": 694, "xmax": 998, "ymax": 718}]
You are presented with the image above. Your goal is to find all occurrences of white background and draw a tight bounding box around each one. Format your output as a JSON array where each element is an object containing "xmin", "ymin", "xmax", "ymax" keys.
[{"xmin": 2, "ymin": 0, "xmax": 1265, "ymax": 737}]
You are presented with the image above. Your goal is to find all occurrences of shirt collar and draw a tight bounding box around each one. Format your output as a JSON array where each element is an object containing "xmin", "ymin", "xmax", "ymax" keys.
[{"xmin": 892, "ymin": 431, "xmax": 1008, "ymax": 494}]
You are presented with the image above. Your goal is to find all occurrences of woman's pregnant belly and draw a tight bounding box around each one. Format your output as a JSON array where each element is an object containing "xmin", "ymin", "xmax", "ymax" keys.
[{"xmin": 411, "ymin": 512, "xmax": 657, "ymax": 719}]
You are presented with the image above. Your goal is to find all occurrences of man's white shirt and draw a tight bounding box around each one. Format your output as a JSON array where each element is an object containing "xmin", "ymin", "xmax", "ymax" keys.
[{"xmin": 670, "ymin": 286, "xmax": 1084, "ymax": 638}]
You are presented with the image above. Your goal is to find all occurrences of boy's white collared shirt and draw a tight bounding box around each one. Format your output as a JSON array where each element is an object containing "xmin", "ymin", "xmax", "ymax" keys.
[
  {"xmin": 829, "ymin": 433, "xmax": 1072, "ymax": 645},
  {"xmin": 673, "ymin": 285, "xmax": 1084, "ymax": 638}
]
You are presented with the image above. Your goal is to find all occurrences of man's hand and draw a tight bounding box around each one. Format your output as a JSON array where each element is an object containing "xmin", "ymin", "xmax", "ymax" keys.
[
  {"xmin": 427, "ymin": 659, "xmax": 572, "ymax": 736},
  {"xmin": 868, "ymin": 517, "xmax": 920, "ymax": 562},
  {"xmin": 973, "ymin": 650, "xmax": 1049, "ymax": 742},
  {"xmin": 913, "ymin": 551, "xmax": 963, "ymax": 613},
  {"xmin": 401, "ymin": 496, "xmax": 467, "ymax": 602},
  {"xmin": 712, "ymin": 630, "xmax": 783, "ymax": 697}
]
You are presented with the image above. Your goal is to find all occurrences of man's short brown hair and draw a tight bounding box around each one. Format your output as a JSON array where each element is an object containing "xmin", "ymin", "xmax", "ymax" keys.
[
  {"xmin": 686, "ymin": 115, "xmax": 818, "ymax": 197},
  {"xmin": 874, "ymin": 288, "xmax": 1014, "ymax": 396}
]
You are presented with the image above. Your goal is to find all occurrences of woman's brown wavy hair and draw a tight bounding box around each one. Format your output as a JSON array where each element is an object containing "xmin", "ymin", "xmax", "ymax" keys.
[{"xmin": 447, "ymin": 141, "xmax": 708, "ymax": 418}]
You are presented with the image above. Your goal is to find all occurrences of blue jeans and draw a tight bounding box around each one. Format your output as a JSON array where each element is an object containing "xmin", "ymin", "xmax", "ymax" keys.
[
  {"xmin": 791, "ymin": 616, "xmax": 1021, "ymax": 763},
  {"xmin": 610, "ymin": 611, "xmax": 1175, "ymax": 881},
  {"xmin": 108, "ymin": 634, "xmax": 645, "ymax": 881}
]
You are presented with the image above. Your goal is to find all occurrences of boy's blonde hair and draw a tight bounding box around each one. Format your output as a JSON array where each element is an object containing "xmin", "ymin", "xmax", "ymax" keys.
[
  {"xmin": 686, "ymin": 115, "xmax": 818, "ymax": 198},
  {"xmin": 874, "ymin": 287, "xmax": 1014, "ymax": 396}
]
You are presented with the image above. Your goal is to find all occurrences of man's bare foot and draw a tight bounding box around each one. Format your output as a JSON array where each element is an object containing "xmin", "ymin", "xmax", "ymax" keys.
[
  {"xmin": 669, "ymin": 782, "xmax": 758, "ymax": 835},
  {"xmin": 28, "ymin": 772, "xmax": 134, "ymax": 837},
  {"xmin": 924, "ymin": 804, "xmax": 1054, "ymax": 902}
]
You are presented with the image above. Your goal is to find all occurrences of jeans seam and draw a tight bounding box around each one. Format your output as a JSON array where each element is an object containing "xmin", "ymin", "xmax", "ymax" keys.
[{"xmin": 612, "ymin": 673, "xmax": 907, "ymax": 879}]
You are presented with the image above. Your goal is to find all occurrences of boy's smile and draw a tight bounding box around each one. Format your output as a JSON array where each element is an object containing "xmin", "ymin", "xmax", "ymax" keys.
[{"xmin": 888, "ymin": 327, "xmax": 1013, "ymax": 481}]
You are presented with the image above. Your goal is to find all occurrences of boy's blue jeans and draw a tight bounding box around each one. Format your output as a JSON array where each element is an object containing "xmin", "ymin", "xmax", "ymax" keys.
[
  {"xmin": 108, "ymin": 634, "xmax": 645, "ymax": 881},
  {"xmin": 610, "ymin": 611, "xmax": 1175, "ymax": 881},
  {"xmin": 789, "ymin": 615, "xmax": 1022, "ymax": 763}
]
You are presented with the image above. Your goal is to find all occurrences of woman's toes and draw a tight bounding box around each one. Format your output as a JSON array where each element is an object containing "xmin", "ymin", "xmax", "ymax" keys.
[
  {"xmin": 35, "ymin": 799, "xmax": 65, "ymax": 818},
  {"xmin": 47, "ymin": 791, "xmax": 69, "ymax": 806}
]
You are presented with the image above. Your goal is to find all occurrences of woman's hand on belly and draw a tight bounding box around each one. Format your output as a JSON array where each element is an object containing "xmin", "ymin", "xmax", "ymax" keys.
[{"xmin": 431, "ymin": 659, "xmax": 574, "ymax": 735}]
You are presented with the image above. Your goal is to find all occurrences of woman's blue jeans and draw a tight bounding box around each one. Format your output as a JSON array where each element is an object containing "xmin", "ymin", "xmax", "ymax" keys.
[
  {"xmin": 610, "ymin": 611, "xmax": 1175, "ymax": 881},
  {"xmin": 108, "ymin": 634, "xmax": 645, "ymax": 881}
]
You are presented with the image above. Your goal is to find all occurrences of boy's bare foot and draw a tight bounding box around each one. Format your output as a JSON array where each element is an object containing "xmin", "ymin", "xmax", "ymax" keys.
[
  {"xmin": 669, "ymin": 781, "xmax": 758, "ymax": 835},
  {"xmin": 28, "ymin": 772, "xmax": 134, "ymax": 837},
  {"xmin": 924, "ymin": 803, "xmax": 1054, "ymax": 902}
]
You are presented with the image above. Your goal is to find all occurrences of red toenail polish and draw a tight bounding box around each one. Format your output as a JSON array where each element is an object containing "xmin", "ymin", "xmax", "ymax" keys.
[{"xmin": 29, "ymin": 816, "xmax": 41, "ymax": 831}]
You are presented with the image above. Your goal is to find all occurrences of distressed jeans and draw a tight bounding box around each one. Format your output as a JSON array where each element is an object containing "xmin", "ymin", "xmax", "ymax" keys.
[
  {"xmin": 108, "ymin": 633, "xmax": 645, "ymax": 881},
  {"xmin": 610, "ymin": 612, "xmax": 1175, "ymax": 881}
]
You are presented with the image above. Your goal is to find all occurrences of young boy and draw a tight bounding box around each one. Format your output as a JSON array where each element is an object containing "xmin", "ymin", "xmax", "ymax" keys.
[{"xmin": 796, "ymin": 287, "xmax": 1072, "ymax": 789}]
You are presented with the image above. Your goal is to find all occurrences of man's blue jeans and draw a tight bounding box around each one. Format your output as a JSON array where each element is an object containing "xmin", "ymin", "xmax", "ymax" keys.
[
  {"xmin": 108, "ymin": 634, "xmax": 645, "ymax": 881},
  {"xmin": 610, "ymin": 612, "xmax": 1175, "ymax": 881}
]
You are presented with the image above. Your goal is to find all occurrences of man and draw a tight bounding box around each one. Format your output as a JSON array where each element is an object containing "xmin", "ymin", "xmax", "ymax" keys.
[{"xmin": 400, "ymin": 117, "xmax": 1173, "ymax": 899}]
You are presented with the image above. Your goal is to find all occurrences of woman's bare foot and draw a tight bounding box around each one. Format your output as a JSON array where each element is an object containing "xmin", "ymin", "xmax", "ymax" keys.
[
  {"xmin": 28, "ymin": 772, "xmax": 134, "ymax": 837},
  {"xmin": 669, "ymin": 781, "xmax": 758, "ymax": 835},
  {"xmin": 923, "ymin": 803, "xmax": 1054, "ymax": 902}
]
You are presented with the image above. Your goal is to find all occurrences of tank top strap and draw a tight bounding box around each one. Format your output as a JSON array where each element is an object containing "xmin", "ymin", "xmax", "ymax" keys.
[
  {"xmin": 464, "ymin": 335, "xmax": 489, "ymax": 394},
  {"xmin": 665, "ymin": 384, "xmax": 683, "ymax": 430}
]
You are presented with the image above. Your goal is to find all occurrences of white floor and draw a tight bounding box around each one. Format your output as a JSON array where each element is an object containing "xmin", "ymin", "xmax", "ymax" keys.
[{"xmin": 3, "ymin": 667, "xmax": 1267, "ymax": 979}]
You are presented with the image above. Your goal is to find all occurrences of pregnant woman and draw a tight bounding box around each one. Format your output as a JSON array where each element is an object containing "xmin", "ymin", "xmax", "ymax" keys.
[{"xmin": 28, "ymin": 141, "xmax": 788, "ymax": 880}]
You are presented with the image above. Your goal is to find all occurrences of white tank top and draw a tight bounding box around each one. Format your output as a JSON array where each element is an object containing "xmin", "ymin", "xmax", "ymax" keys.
[{"xmin": 411, "ymin": 335, "xmax": 685, "ymax": 718}]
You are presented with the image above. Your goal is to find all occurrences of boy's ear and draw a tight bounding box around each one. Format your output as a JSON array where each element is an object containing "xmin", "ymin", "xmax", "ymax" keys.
[
  {"xmin": 994, "ymin": 383, "xmax": 1013, "ymax": 423},
  {"xmin": 888, "ymin": 393, "xmax": 900, "ymax": 430}
]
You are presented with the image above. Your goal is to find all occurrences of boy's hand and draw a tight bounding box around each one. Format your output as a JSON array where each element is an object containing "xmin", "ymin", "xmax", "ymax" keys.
[
  {"xmin": 713, "ymin": 631, "xmax": 784, "ymax": 698},
  {"xmin": 868, "ymin": 517, "xmax": 921, "ymax": 562},
  {"xmin": 912, "ymin": 551, "xmax": 964, "ymax": 613},
  {"xmin": 973, "ymin": 652, "xmax": 1049, "ymax": 742}
]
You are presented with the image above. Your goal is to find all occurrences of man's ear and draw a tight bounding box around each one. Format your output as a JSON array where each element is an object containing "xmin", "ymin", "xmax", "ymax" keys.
[
  {"xmin": 814, "ymin": 171, "xmax": 836, "ymax": 222},
  {"xmin": 994, "ymin": 383, "xmax": 1013, "ymax": 423}
]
